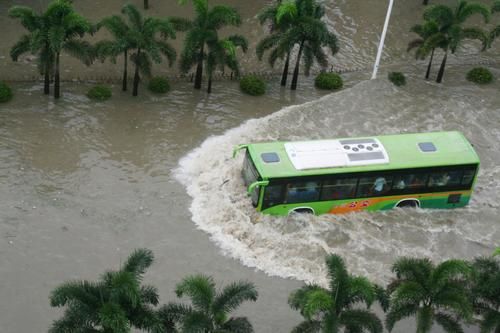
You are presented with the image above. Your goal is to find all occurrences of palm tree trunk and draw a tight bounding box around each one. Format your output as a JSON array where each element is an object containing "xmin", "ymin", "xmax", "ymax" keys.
[
  {"xmin": 122, "ymin": 50, "xmax": 128, "ymax": 91},
  {"xmin": 423, "ymin": 0, "xmax": 429, "ymax": 5},
  {"xmin": 44, "ymin": 62, "xmax": 50, "ymax": 95},
  {"xmin": 425, "ymin": 48, "xmax": 434, "ymax": 80},
  {"xmin": 54, "ymin": 52, "xmax": 60, "ymax": 99},
  {"xmin": 133, "ymin": 49, "xmax": 141, "ymax": 96},
  {"xmin": 281, "ymin": 51, "xmax": 290, "ymax": 87},
  {"xmin": 144, "ymin": 0, "xmax": 149, "ymax": 9},
  {"xmin": 290, "ymin": 41, "xmax": 304, "ymax": 90},
  {"xmin": 436, "ymin": 49, "xmax": 447, "ymax": 83},
  {"xmin": 207, "ymin": 72, "xmax": 212, "ymax": 93},
  {"xmin": 194, "ymin": 44, "xmax": 204, "ymax": 89}
]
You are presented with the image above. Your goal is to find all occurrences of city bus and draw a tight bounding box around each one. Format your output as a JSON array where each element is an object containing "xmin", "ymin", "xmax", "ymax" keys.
[{"xmin": 233, "ymin": 131, "xmax": 480, "ymax": 215}]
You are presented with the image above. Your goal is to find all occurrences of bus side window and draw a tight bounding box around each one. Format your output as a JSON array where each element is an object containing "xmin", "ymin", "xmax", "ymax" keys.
[
  {"xmin": 428, "ymin": 171, "xmax": 462, "ymax": 188},
  {"xmin": 263, "ymin": 184, "xmax": 284, "ymax": 209},
  {"xmin": 286, "ymin": 181, "xmax": 320, "ymax": 204},
  {"xmin": 461, "ymin": 169, "xmax": 476, "ymax": 186},
  {"xmin": 357, "ymin": 176, "xmax": 392, "ymax": 198},
  {"xmin": 321, "ymin": 178, "xmax": 357, "ymax": 200}
]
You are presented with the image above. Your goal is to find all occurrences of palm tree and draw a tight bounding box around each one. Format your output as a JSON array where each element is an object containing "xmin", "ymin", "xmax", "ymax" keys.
[
  {"xmin": 256, "ymin": 0, "xmax": 295, "ymax": 87},
  {"xmin": 9, "ymin": 5, "xmax": 54, "ymax": 95},
  {"xmin": 470, "ymin": 256, "xmax": 500, "ymax": 333},
  {"xmin": 177, "ymin": 0, "xmax": 242, "ymax": 90},
  {"xmin": 407, "ymin": 20, "xmax": 441, "ymax": 80},
  {"xmin": 144, "ymin": 0, "xmax": 150, "ymax": 10},
  {"xmin": 288, "ymin": 254, "xmax": 383, "ymax": 333},
  {"xmin": 95, "ymin": 15, "xmax": 133, "ymax": 92},
  {"xmin": 120, "ymin": 4, "xmax": 177, "ymax": 96},
  {"xmin": 386, "ymin": 257, "xmax": 473, "ymax": 333},
  {"xmin": 49, "ymin": 248, "xmax": 162, "ymax": 332},
  {"xmin": 205, "ymin": 36, "xmax": 248, "ymax": 93},
  {"xmin": 44, "ymin": 0, "xmax": 94, "ymax": 99},
  {"xmin": 274, "ymin": 0, "xmax": 339, "ymax": 90},
  {"xmin": 422, "ymin": 1, "xmax": 490, "ymax": 83},
  {"xmin": 158, "ymin": 274, "xmax": 258, "ymax": 332}
]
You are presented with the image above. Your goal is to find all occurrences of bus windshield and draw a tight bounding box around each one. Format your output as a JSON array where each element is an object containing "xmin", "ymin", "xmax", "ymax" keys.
[{"xmin": 242, "ymin": 151, "xmax": 259, "ymax": 186}]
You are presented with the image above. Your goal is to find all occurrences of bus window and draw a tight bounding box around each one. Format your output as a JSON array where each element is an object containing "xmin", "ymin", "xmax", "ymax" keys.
[
  {"xmin": 393, "ymin": 173, "xmax": 428, "ymax": 191},
  {"xmin": 263, "ymin": 184, "xmax": 284, "ymax": 209},
  {"xmin": 428, "ymin": 170, "xmax": 462, "ymax": 188},
  {"xmin": 462, "ymin": 169, "xmax": 476, "ymax": 186},
  {"xmin": 321, "ymin": 178, "xmax": 357, "ymax": 200},
  {"xmin": 285, "ymin": 181, "xmax": 320, "ymax": 204},
  {"xmin": 357, "ymin": 176, "xmax": 392, "ymax": 197}
]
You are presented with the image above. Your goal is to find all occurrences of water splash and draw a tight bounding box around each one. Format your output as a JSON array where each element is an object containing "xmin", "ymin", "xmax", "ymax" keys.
[{"xmin": 175, "ymin": 72, "xmax": 500, "ymax": 286}]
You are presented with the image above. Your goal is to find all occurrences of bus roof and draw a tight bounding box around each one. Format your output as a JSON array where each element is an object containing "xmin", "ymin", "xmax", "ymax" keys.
[{"xmin": 246, "ymin": 131, "xmax": 480, "ymax": 179}]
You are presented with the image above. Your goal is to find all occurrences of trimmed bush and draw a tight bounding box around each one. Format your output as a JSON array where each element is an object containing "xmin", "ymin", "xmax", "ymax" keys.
[
  {"xmin": 466, "ymin": 67, "xmax": 493, "ymax": 84},
  {"xmin": 239, "ymin": 75, "xmax": 266, "ymax": 96},
  {"xmin": 0, "ymin": 81, "xmax": 13, "ymax": 103},
  {"xmin": 148, "ymin": 77, "xmax": 170, "ymax": 93},
  {"xmin": 388, "ymin": 72, "xmax": 406, "ymax": 86},
  {"xmin": 87, "ymin": 85, "xmax": 112, "ymax": 101},
  {"xmin": 314, "ymin": 72, "xmax": 343, "ymax": 90}
]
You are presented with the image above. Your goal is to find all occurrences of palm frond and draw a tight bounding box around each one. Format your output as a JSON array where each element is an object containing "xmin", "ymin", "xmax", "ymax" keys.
[
  {"xmin": 122, "ymin": 4, "xmax": 143, "ymax": 31},
  {"xmin": 392, "ymin": 257, "xmax": 432, "ymax": 285},
  {"xmin": 461, "ymin": 27, "xmax": 489, "ymax": 50},
  {"xmin": 157, "ymin": 302, "xmax": 192, "ymax": 331},
  {"xmin": 431, "ymin": 259, "xmax": 471, "ymax": 287},
  {"xmin": 98, "ymin": 302, "xmax": 130, "ymax": 332},
  {"xmin": 180, "ymin": 310, "xmax": 213, "ymax": 332},
  {"xmin": 277, "ymin": 0, "xmax": 298, "ymax": 25},
  {"xmin": 8, "ymin": 6, "xmax": 41, "ymax": 31},
  {"xmin": 434, "ymin": 312, "xmax": 464, "ymax": 333},
  {"xmin": 385, "ymin": 303, "xmax": 419, "ymax": 331},
  {"xmin": 423, "ymin": 5, "xmax": 454, "ymax": 26},
  {"xmin": 480, "ymin": 310, "xmax": 500, "ymax": 333},
  {"xmin": 208, "ymin": 5, "xmax": 241, "ymax": 29},
  {"xmin": 63, "ymin": 39, "xmax": 94, "ymax": 66},
  {"xmin": 156, "ymin": 40, "xmax": 177, "ymax": 66},
  {"xmin": 458, "ymin": 2, "xmax": 490, "ymax": 24},
  {"xmin": 221, "ymin": 317, "xmax": 254, "ymax": 333},
  {"xmin": 339, "ymin": 309, "xmax": 383, "ymax": 333},
  {"xmin": 10, "ymin": 35, "xmax": 32, "ymax": 61},
  {"xmin": 140, "ymin": 285, "xmax": 160, "ymax": 306},
  {"xmin": 168, "ymin": 16, "xmax": 192, "ymax": 32},
  {"xmin": 348, "ymin": 276, "xmax": 376, "ymax": 307},
  {"xmin": 123, "ymin": 248, "xmax": 154, "ymax": 277},
  {"xmin": 374, "ymin": 284, "xmax": 390, "ymax": 312},
  {"xmin": 175, "ymin": 274, "xmax": 215, "ymax": 312},
  {"xmin": 227, "ymin": 34, "xmax": 248, "ymax": 53},
  {"xmin": 256, "ymin": 34, "xmax": 282, "ymax": 60},
  {"xmin": 213, "ymin": 281, "xmax": 258, "ymax": 316},
  {"xmin": 50, "ymin": 280, "xmax": 102, "ymax": 307}
]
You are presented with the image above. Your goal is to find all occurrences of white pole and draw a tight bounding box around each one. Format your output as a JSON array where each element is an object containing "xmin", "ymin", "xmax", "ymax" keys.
[{"xmin": 371, "ymin": 0, "xmax": 394, "ymax": 79}]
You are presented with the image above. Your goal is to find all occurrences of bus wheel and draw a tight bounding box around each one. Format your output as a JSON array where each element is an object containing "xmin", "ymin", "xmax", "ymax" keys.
[
  {"xmin": 290, "ymin": 208, "xmax": 315, "ymax": 215},
  {"xmin": 396, "ymin": 200, "xmax": 419, "ymax": 208}
]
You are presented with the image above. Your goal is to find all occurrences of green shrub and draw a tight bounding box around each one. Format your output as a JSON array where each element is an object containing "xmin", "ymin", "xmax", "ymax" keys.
[
  {"xmin": 0, "ymin": 81, "xmax": 13, "ymax": 103},
  {"xmin": 314, "ymin": 72, "xmax": 343, "ymax": 90},
  {"xmin": 239, "ymin": 75, "xmax": 266, "ymax": 96},
  {"xmin": 87, "ymin": 85, "xmax": 112, "ymax": 101},
  {"xmin": 148, "ymin": 76, "xmax": 170, "ymax": 93},
  {"xmin": 466, "ymin": 67, "xmax": 493, "ymax": 84},
  {"xmin": 388, "ymin": 72, "xmax": 406, "ymax": 86}
]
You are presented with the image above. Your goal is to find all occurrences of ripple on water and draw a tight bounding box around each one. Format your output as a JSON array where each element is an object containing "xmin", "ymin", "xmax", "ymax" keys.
[{"xmin": 175, "ymin": 73, "xmax": 500, "ymax": 286}]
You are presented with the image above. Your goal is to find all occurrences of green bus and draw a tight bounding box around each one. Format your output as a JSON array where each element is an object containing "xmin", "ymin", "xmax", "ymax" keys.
[{"xmin": 233, "ymin": 131, "xmax": 480, "ymax": 215}]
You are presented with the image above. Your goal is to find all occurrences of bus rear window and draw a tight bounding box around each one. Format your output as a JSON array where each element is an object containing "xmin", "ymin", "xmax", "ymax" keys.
[{"xmin": 242, "ymin": 151, "xmax": 259, "ymax": 186}]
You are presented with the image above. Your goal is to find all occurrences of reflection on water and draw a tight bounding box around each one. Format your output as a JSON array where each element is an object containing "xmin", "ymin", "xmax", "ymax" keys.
[{"xmin": 176, "ymin": 65, "xmax": 500, "ymax": 286}]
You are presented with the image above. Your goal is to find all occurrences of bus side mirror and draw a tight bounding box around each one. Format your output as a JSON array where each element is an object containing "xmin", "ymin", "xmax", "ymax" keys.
[
  {"xmin": 247, "ymin": 180, "xmax": 269, "ymax": 195},
  {"xmin": 232, "ymin": 144, "xmax": 249, "ymax": 158}
]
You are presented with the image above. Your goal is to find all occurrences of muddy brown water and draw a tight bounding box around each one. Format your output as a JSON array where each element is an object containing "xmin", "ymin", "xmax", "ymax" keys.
[{"xmin": 1, "ymin": 0, "xmax": 500, "ymax": 332}]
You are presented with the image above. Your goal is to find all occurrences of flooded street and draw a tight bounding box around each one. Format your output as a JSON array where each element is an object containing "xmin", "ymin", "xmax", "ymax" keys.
[
  {"xmin": 0, "ymin": 79, "xmax": 331, "ymax": 332},
  {"xmin": 1, "ymin": 0, "xmax": 500, "ymax": 332}
]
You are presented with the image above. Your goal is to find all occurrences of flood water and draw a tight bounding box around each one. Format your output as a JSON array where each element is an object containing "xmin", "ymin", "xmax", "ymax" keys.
[{"xmin": 1, "ymin": 0, "xmax": 500, "ymax": 332}]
